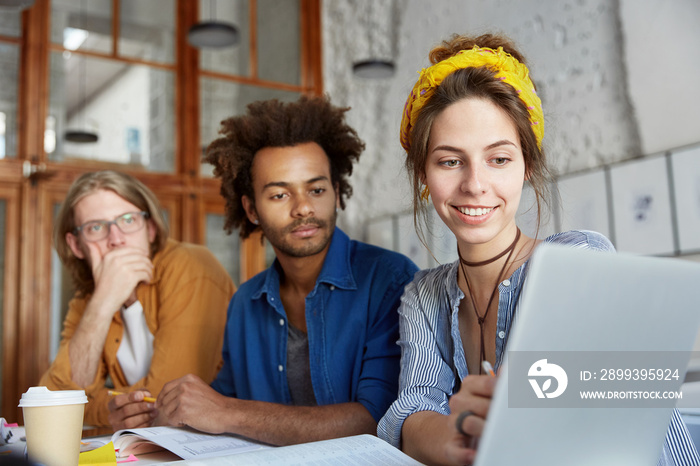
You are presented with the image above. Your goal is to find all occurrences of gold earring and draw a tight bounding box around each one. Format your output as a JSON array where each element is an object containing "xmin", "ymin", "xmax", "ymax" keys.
[{"xmin": 420, "ymin": 186, "xmax": 430, "ymax": 202}]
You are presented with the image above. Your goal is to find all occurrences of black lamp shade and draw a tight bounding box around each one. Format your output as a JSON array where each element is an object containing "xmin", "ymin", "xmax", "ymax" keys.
[
  {"xmin": 188, "ymin": 21, "xmax": 239, "ymax": 48},
  {"xmin": 64, "ymin": 130, "xmax": 98, "ymax": 143},
  {"xmin": 352, "ymin": 59, "xmax": 395, "ymax": 79}
]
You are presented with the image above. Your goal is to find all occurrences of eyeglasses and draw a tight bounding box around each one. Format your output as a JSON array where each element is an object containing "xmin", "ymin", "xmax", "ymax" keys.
[{"xmin": 73, "ymin": 211, "xmax": 149, "ymax": 242}]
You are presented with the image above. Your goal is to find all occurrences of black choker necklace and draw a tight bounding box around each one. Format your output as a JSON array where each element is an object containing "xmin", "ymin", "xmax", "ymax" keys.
[{"xmin": 457, "ymin": 228, "xmax": 521, "ymax": 373}]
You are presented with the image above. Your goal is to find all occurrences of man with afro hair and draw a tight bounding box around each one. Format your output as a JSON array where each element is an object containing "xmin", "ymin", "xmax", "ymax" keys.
[{"xmin": 157, "ymin": 95, "xmax": 418, "ymax": 446}]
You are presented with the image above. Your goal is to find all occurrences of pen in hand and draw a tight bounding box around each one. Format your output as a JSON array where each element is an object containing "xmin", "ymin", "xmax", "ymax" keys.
[
  {"xmin": 481, "ymin": 360, "xmax": 496, "ymax": 377},
  {"xmin": 108, "ymin": 390, "xmax": 156, "ymax": 403},
  {"xmin": 466, "ymin": 361, "xmax": 496, "ymax": 452}
]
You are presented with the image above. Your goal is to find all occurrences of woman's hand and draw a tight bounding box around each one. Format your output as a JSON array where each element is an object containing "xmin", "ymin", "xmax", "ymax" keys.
[
  {"xmin": 445, "ymin": 374, "xmax": 497, "ymax": 463},
  {"xmin": 402, "ymin": 374, "xmax": 497, "ymax": 465}
]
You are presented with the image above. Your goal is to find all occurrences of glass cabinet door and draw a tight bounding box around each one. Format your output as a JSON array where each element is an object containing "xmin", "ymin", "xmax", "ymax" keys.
[
  {"xmin": 48, "ymin": 0, "xmax": 177, "ymax": 172},
  {"xmin": 205, "ymin": 212, "xmax": 241, "ymax": 287}
]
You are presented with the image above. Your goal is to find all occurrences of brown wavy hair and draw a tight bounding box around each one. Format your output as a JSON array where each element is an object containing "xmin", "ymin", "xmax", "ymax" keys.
[
  {"xmin": 204, "ymin": 95, "xmax": 365, "ymax": 239},
  {"xmin": 406, "ymin": 33, "xmax": 553, "ymax": 243},
  {"xmin": 54, "ymin": 170, "xmax": 169, "ymax": 297}
]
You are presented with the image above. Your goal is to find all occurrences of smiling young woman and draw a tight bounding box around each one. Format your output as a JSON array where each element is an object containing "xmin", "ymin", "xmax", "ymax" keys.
[
  {"xmin": 377, "ymin": 32, "xmax": 697, "ymax": 466},
  {"xmin": 424, "ymin": 98, "xmax": 527, "ymax": 254}
]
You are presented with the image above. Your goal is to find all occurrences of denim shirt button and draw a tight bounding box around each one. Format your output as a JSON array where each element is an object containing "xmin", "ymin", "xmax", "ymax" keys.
[
  {"xmin": 502, "ymin": 279, "xmax": 511, "ymax": 287},
  {"xmin": 278, "ymin": 365, "xmax": 283, "ymax": 372},
  {"xmin": 329, "ymin": 285, "xmax": 335, "ymax": 291},
  {"xmin": 498, "ymin": 331, "xmax": 505, "ymax": 339},
  {"xmin": 279, "ymin": 319, "xmax": 284, "ymax": 326},
  {"xmin": 270, "ymin": 297, "xmax": 275, "ymax": 302}
]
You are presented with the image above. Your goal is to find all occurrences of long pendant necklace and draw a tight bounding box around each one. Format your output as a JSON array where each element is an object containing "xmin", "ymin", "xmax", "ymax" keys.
[{"xmin": 457, "ymin": 228, "xmax": 521, "ymax": 374}]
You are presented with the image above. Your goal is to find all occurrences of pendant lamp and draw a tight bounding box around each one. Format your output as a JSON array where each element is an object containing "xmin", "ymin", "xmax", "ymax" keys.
[
  {"xmin": 188, "ymin": 0, "xmax": 239, "ymax": 48},
  {"xmin": 352, "ymin": 0, "xmax": 396, "ymax": 79},
  {"xmin": 64, "ymin": 0, "xmax": 98, "ymax": 143},
  {"xmin": 352, "ymin": 60, "xmax": 395, "ymax": 79}
]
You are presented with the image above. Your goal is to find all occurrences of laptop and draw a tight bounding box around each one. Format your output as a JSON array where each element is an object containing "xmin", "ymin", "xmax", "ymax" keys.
[{"xmin": 475, "ymin": 244, "xmax": 700, "ymax": 466}]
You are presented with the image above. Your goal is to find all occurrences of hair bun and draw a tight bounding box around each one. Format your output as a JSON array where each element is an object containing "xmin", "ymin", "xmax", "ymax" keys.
[{"xmin": 429, "ymin": 33, "xmax": 527, "ymax": 65}]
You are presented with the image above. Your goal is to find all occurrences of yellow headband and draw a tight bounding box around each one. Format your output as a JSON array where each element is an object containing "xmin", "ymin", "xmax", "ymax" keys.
[{"xmin": 400, "ymin": 45, "xmax": 544, "ymax": 151}]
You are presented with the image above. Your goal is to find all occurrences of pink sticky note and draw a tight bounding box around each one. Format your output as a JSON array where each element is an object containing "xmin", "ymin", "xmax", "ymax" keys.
[
  {"xmin": 2, "ymin": 423, "xmax": 18, "ymax": 427},
  {"xmin": 117, "ymin": 454, "xmax": 138, "ymax": 463}
]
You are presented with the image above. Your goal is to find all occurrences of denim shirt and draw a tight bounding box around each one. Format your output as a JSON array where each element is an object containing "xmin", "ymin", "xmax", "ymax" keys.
[
  {"xmin": 212, "ymin": 228, "xmax": 418, "ymax": 423},
  {"xmin": 378, "ymin": 230, "xmax": 699, "ymax": 465}
]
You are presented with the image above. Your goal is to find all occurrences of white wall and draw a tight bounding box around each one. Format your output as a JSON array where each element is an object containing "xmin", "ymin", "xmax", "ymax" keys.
[
  {"xmin": 620, "ymin": 0, "xmax": 700, "ymax": 155},
  {"xmin": 322, "ymin": 0, "xmax": 700, "ymax": 243}
]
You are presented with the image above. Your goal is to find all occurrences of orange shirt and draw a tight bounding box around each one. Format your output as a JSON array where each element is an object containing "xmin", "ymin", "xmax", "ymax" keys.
[{"xmin": 40, "ymin": 239, "xmax": 235, "ymax": 427}]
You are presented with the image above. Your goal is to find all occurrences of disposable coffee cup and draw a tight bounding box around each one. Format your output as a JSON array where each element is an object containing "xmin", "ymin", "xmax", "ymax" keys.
[{"xmin": 19, "ymin": 386, "xmax": 88, "ymax": 466}]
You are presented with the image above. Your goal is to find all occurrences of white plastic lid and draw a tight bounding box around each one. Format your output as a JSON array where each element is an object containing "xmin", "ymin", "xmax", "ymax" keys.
[{"xmin": 18, "ymin": 386, "xmax": 88, "ymax": 407}]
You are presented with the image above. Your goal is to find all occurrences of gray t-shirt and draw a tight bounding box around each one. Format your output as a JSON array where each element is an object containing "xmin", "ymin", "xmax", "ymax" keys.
[{"xmin": 287, "ymin": 324, "xmax": 318, "ymax": 406}]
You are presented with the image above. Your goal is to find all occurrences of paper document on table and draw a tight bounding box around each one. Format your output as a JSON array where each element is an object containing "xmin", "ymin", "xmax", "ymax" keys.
[
  {"xmin": 111, "ymin": 426, "xmax": 269, "ymax": 459},
  {"xmin": 158, "ymin": 434, "xmax": 422, "ymax": 465}
]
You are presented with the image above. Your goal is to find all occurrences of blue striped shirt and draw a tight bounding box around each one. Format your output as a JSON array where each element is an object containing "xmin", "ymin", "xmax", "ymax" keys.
[{"xmin": 377, "ymin": 230, "xmax": 699, "ymax": 465}]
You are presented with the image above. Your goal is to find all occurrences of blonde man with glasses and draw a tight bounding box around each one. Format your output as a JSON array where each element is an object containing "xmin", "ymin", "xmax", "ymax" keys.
[{"xmin": 40, "ymin": 170, "xmax": 235, "ymax": 431}]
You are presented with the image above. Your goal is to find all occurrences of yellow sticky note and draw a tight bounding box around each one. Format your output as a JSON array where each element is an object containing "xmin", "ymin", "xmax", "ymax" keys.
[{"xmin": 78, "ymin": 441, "xmax": 117, "ymax": 465}]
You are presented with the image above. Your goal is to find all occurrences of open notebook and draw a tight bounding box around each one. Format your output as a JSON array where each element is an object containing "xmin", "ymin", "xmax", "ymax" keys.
[{"xmin": 475, "ymin": 244, "xmax": 700, "ymax": 466}]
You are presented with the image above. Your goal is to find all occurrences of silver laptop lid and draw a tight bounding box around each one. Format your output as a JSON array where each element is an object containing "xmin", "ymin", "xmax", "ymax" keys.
[{"xmin": 475, "ymin": 244, "xmax": 700, "ymax": 466}]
